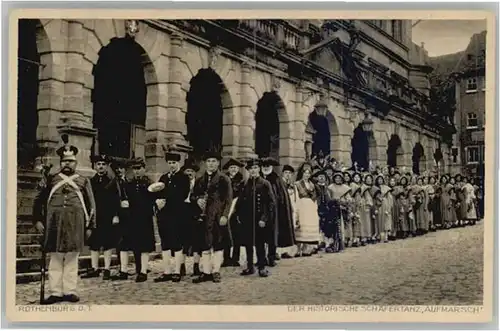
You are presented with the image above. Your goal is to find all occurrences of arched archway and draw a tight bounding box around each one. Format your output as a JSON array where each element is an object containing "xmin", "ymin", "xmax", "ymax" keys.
[
  {"xmin": 17, "ymin": 19, "xmax": 41, "ymax": 169},
  {"xmin": 351, "ymin": 124, "xmax": 369, "ymax": 170},
  {"xmin": 186, "ymin": 68, "xmax": 230, "ymax": 164},
  {"xmin": 309, "ymin": 111, "xmax": 330, "ymax": 158},
  {"xmin": 92, "ymin": 36, "xmax": 148, "ymax": 159},
  {"xmin": 412, "ymin": 142, "xmax": 425, "ymax": 175},
  {"xmin": 387, "ymin": 134, "xmax": 404, "ymax": 168},
  {"xmin": 255, "ymin": 91, "xmax": 284, "ymax": 160}
]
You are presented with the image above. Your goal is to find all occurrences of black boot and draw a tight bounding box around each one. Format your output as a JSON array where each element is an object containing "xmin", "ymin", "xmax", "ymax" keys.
[
  {"xmin": 192, "ymin": 263, "xmax": 201, "ymax": 276},
  {"xmin": 193, "ymin": 273, "xmax": 212, "ymax": 283}
]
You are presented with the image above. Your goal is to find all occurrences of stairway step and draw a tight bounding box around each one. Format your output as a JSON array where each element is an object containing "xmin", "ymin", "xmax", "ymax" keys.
[{"xmin": 17, "ymin": 233, "xmax": 42, "ymax": 245}]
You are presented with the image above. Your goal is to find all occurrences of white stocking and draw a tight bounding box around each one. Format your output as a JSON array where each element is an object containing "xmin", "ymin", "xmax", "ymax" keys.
[
  {"xmin": 103, "ymin": 249, "xmax": 112, "ymax": 270},
  {"xmin": 212, "ymin": 250, "xmax": 223, "ymax": 273},
  {"xmin": 161, "ymin": 250, "xmax": 172, "ymax": 275},
  {"xmin": 140, "ymin": 253, "xmax": 149, "ymax": 275},
  {"xmin": 90, "ymin": 250, "xmax": 99, "ymax": 270},
  {"xmin": 120, "ymin": 251, "xmax": 129, "ymax": 273}
]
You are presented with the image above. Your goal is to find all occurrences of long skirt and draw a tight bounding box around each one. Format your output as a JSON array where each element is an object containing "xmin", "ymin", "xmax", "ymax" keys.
[
  {"xmin": 360, "ymin": 208, "xmax": 372, "ymax": 238},
  {"xmin": 343, "ymin": 211, "xmax": 353, "ymax": 240},
  {"xmin": 466, "ymin": 202, "xmax": 477, "ymax": 220},
  {"xmin": 295, "ymin": 198, "xmax": 320, "ymax": 244}
]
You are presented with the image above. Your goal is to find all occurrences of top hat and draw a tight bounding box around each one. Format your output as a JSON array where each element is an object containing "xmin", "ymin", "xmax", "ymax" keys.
[
  {"xmin": 181, "ymin": 159, "xmax": 200, "ymax": 172},
  {"xmin": 110, "ymin": 157, "xmax": 129, "ymax": 169},
  {"xmin": 203, "ymin": 151, "xmax": 222, "ymax": 161}
]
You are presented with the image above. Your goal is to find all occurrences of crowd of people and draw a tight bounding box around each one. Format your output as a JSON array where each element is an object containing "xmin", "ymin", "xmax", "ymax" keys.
[{"xmin": 32, "ymin": 142, "xmax": 484, "ymax": 305}]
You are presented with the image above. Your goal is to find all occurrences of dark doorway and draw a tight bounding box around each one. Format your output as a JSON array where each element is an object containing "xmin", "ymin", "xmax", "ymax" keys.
[
  {"xmin": 92, "ymin": 36, "xmax": 147, "ymax": 159},
  {"xmin": 255, "ymin": 92, "xmax": 281, "ymax": 160},
  {"xmin": 351, "ymin": 124, "xmax": 369, "ymax": 170},
  {"xmin": 186, "ymin": 68, "xmax": 225, "ymax": 163},
  {"xmin": 17, "ymin": 19, "xmax": 40, "ymax": 168},
  {"xmin": 387, "ymin": 134, "xmax": 402, "ymax": 168},
  {"xmin": 412, "ymin": 143, "xmax": 425, "ymax": 175},
  {"xmin": 309, "ymin": 111, "xmax": 330, "ymax": 158}
]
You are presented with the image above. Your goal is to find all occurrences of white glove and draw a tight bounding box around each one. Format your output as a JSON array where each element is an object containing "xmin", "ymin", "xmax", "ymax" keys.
[
  {"xmin": 112, "ymin": 216, "xmax": 120, "ymax": 224},
  {"xmin": 156, "ymin": 199, "xmax": 166, "ymax": 210}
]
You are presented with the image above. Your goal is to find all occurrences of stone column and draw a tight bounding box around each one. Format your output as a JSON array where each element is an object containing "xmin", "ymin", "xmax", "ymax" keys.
[
  {"xmin": 238, "ymin": 61, "xmax": 258, "ymax": 160},
  {"xmin": 292, "ymin": 84, "xmax": 309, "ymax": 163},
  {"xmin": 58, "ymin": 19, "xmax": 96, "ymax": 175}
]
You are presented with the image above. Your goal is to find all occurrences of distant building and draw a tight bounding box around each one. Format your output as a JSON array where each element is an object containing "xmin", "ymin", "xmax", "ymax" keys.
[{"xmin": 428, "ymin": 31, "xmax": 486, "ymax": 178}]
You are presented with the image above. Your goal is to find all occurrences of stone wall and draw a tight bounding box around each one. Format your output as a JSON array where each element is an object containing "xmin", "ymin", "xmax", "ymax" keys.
[{"xmin": 29, "ymin": 19, "xmax": 444, "ymax": 179}]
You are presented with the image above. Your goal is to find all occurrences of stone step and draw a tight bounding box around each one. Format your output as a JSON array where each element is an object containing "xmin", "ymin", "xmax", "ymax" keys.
[{"xmin": 17, "ymin": 233, "xmax": 42, "ymax": 245}]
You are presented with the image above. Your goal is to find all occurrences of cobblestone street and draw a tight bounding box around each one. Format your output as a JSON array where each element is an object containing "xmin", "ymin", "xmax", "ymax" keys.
[{"xmin": 16, "ymin": 222, "xmax": 484, "ymax": 306}]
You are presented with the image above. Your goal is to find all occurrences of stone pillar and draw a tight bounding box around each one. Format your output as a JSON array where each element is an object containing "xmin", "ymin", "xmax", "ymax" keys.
[
  {"xmin": 238, "ymin": 61, "xmax": 258, "ymax": 160},
  {"xmin": 292, "ymin": 84, "xmax": 309, "ymax": 163},
  {"xmin": 60, "ymin": 20, "xmax": 96, "ymax": 174}
]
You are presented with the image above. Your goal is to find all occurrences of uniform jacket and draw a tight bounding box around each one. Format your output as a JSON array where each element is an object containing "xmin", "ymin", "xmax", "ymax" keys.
[
  {"xmin": 33, "ymin": 171, "xmax": 96, "ymax": 253},
  {"xmin": 190, "ymin": 170, "xmax": 233, "ymax": 249},
  {"xmin": 156, "ymin": 170, "xmax": 191, "ymax": 221},
  {"xmin": 234, "ymin": 176, "xmax": 276, "ymax": 246},
  {"xmin": 90, "ymin": 173, "xmax": 118, "ymax": 227}
]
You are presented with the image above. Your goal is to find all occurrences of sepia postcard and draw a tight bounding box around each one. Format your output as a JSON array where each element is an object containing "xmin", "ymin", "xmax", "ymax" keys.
[{"xmin": 5, "ymin": 7, "xmax": 496, "ymax": 324}]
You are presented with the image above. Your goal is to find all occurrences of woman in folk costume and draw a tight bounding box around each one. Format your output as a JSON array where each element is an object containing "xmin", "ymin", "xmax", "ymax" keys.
[
  {"xmin": 349, "ymin": 182, "xmax": 362, "ymax": 247},
  {"xmin": 294, "ymin": 166, "xmax": 320, "ymax": 257},
  {"xmin": 454, "ymin": 174, "xmax": 467, "ymax": 226},
  {"xmin": 315, "ymin": 169, "xmax": 334, "ymax": 251},
  {"xmin": 341, "ymin": 171, "xmax": 354, "ymax": 247},
  {"xmin": 281, "ymin": 164, "xmax": 299, "ymax": 259},
  {"xmin": 387, "ymin": 176, "xmax": 398, "ymax": 240},
  {"xmin": 327, "ymin": 171, "xmax": 351, "ymax": 252},
  {"xmin": 462, "ymin": 177, "xmax": 478, "ymax": 225},
  {"xmin": 404, "ymin": 177, "xmax": 418, "ymax": 237},
  {"xmin": 426, "ymin": 176, "xmax": 438, "ymax": 231},
  {"xmin": 430, "ymin": 183, "xmax": 443, "ymax": 231},
  {"xmin": 362, "ymin": 174, "xmax": 375, "ymax": 243},
  {"xmin": 397, "ymin": 176, "xmax": 411, "ymax": 238},
  {"xmin": 441, "ymin": 183, "xmax": 458, "ymax": 229},
  {"xmin": 378, "ymin": 177, "xmax": 394, "ymax": 243},
  {"xmin": 370, "ymin": 186, "xmax": 383, "ymax": 243},
  {"xmin": 373, "ymin": 174, "xmax": 387, "ymax": 241},
  {"xmin": 391, "ymin": 186, "xmax": 406, "ymax": 239},
  {"xmin": 413, "ymin": 177, "xmax": 427, "ymax": 235}
]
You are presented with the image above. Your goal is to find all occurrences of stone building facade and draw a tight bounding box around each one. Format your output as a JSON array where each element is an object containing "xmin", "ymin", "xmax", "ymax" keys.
[
  {"xmin": 428, "ymin": 31, "xmax": 486, "ymax": 178},
  {"xmin": 18, "ymin": 18, "xmax": 453, "ymax": 183}
]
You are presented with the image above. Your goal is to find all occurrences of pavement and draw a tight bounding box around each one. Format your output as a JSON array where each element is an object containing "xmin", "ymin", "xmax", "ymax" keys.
[{"xmin": 16, "ymin": 222, "xmax": 484, "ymax": 306}]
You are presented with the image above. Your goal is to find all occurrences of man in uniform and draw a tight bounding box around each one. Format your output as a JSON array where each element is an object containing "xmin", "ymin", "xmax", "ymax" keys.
[
  {"xmin": 235, "ymin": 158, "xmax": 276, "ymax": 277},
  {"xmin": 191, "ymin": 151, "xmax": 233, "ymax": 283},
  {"xmin": 154, "ymin": 152, "xmax": 191, "ymax": 283},
  {"xmin": 261, "ymin": 157, "xmax": 295, "ymax": 266},
  {"xmin": 180, "ymin": 159, "xmax": 202, "ymax": 276},
  {"xmin": 33, "ymin": 143, "xmax": 96, "ymax": 304},
  {"xmin": 221, "ymin": 158, "xmax": 245, "ymax": 267},
  {"xmin": 126, "ymin": 157, "xmax": 157, "ymax": 282},
  {"xmin": 82, "ymin": 155, "xmax": 119, "ymax": 280}
]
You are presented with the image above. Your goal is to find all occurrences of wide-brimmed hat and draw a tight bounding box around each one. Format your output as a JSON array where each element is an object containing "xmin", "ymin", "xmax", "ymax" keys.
[
  {"xmin": 222, "ymin": 158, "xmax": 245, "ymax": 170},
  {"xmin": 181, "ymin": 159, "xmax": 199, "ymax": 172},
  {"xmin": 261, "ymin": 157, "xmax": 280, "ymax": 167},
  {"xmin": 130, "ymin": 157, "xmax": 146, "ymax": 168},
  {"xmin": 246, "ymin": 158, "xmax": 261, "ymax": 169},
  {"xmin": 165, "ymin": 152, "xmax": 181, "ymax": 162}
]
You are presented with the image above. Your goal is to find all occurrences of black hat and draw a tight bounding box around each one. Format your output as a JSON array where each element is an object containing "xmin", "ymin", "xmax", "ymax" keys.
[
  {"xmin": 203, "ymin": 151, "xmax": 222, "ymax": 161},
  {"xmin": 222, "ymin": 158, "xmax": 244, "ymax": 170},
  {"xmin": 130, "ymin": 157, "xmax": 146, "ymax": 168},
  {"xmin": 181, "ymin": 159, "xmax": 199, "ymax": 172},
  {"xmin": 261, "ymin": 157, "xmax": 280, "ymax": 167},
  {"xmin": 282, "ymin": 164, "xmax": 295, "ymax": 173},
  {"xmin": 165, "ymin": 152, "xmax": 181, "ymax": 162},
  {"xmin": 56, "ymin": 145, "xmax": 79, "ymax": 161},
  {"xmin": 91, "ymin": 154, "xmax": 109, "ymax": 163},
  {"xmin": 454, "ymin": 174, "xmax": 463, "ymax": 181},
  {"xmin": 246, "ymin": 158, "xmax": 261, "ymax": 169},
  {"xmin": 110, "ymin": 157, "xmax": 129, "ymax": 169},
  {"xmin": 312, "ymin": 168, "xmax": 327, "ymax": 178}
]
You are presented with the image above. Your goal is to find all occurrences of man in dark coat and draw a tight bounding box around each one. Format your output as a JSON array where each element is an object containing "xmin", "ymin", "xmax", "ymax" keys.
[
  {"xmin": 235, "ymin": 158, "xmax": 276, "ymax": 277},
  {"xmin": 191, "ymin": 152, "xmax": 233, "ymax": 283},
  {"xmin": 281, "ymin": 164, "xmax": 297, "ymax": 259},
  {"xmin": 124, "ymin": 157, "xmax": 157, "ymax": 282},
  {"xmin": 107, "ymin": 157, "xmax": 137, "ymax": 279},
  {"xmin": 153, "ymin": 152, "xmax": 191, "ymax": 283},
  {"xmin": 82, "ymin": 155, "xmax": 119, "ymax": 281},
  {"xmin": 221, "ymin": 158, "xmax": 246, "ymax": 267},
  {"xmin": 180, "ymin": 159, "xmax": 202, "ymax": 276},
  {"xmin": 33, "ymin": 144, "xmax": 96, "ymax": 304},
  {"xmin": 261, "ymin": 157, "xmax": 295, "ymax": 266}
]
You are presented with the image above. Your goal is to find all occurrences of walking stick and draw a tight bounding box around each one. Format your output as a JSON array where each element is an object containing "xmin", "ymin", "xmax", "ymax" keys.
[{"xmin": 37, "ymin": 161, "xmax": 52, "ymax": 304}]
